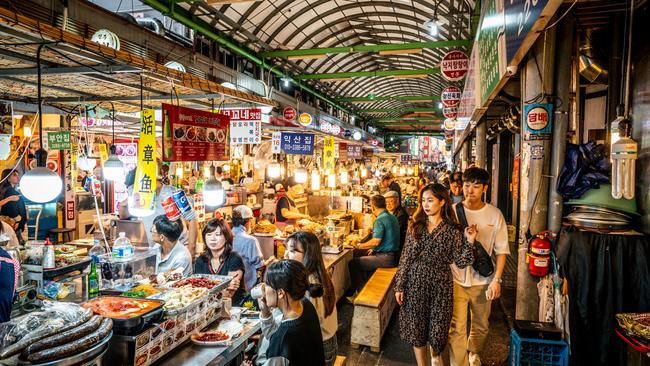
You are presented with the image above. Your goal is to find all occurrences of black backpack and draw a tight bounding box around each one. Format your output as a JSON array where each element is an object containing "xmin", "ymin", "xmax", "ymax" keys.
[{"xmin": 455, "ymin": 204, "xmax": 495, "ymax": 278}]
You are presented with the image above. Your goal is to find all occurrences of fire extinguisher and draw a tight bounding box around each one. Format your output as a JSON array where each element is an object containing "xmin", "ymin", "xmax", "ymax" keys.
[{"xmin": 526, "ymin": 230, "xmax": 554, "ymax": 277}]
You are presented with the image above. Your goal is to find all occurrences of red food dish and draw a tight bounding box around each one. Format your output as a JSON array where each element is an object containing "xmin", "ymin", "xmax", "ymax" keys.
[
  {"xmin": 192, "ymin": 331, "xmax": 229, "ymax": 342},
  {"xmin": 82, "ymin": 296, "xmax": 161, "ymax": 319},
  {"xmin": 172, "ymin": 277, "xmax": 220, "ymax": 289}
]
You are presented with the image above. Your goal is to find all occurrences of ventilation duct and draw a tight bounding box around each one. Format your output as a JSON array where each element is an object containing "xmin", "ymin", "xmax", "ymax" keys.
[
  {"xmin": 135, "ymin": 18, "xmax": 165, "ymax": 36},
  {"xmin": 578, "ymin": 32, "xmax": 608, "ymax": 84}
]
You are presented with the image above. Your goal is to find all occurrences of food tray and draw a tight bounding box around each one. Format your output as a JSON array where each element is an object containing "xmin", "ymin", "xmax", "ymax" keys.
[
  {"xmin": 82, "ymin": 297, "xmax": 165, "ymax": 335},
  {"xmin": 163, "ymin": 274, "xmax": 232, "ymax": 295},
  {"xmin": 43, "ymin": 258, "xmax": 92, "ymax": 279},
  {"xmin": 153, "ymin": 276, "xmax": 230, "ymax": 317},
  {"xmin": 18, "ymin": 331, "xmax": 112, "ymax": 366}
]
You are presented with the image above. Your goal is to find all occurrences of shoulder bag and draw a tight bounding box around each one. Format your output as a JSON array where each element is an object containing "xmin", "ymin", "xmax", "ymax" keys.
[{"xmin": 455, "ymin": 204, "xmax": 495, "ymax": 277}]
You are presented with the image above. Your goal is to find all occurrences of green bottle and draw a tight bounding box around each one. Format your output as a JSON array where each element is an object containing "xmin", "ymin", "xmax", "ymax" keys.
[{"xmin": 88, "ymin": 260, "xmax": 99, "ymax": 298}]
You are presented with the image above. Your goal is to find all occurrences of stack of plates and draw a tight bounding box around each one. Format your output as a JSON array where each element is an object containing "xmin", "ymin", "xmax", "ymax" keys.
[{"xmin": 564, "ymin": 184, "xmax": 639, "ymax": 231}]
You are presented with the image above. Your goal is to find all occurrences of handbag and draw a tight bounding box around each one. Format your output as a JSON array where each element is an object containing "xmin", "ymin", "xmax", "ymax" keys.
[{"xmin": 455, "ymin": 204, "xmax": 495, "ymax": 277}]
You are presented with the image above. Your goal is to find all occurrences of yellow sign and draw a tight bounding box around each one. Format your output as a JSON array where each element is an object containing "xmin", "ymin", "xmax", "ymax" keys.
[
  {"xmin": 323, "ymin": 137, "xmax": 335, "ymax": 173},
  {"xmin": 98, "ymin": 143, "xmax": 108, "ymax": 165},
  {"xmin": 298, "ymin": 113, "xmax": 312, "ymax": 126},
  {"xmin": 133, "ymin": 109, "xmax": 157, "ymax": 212}
]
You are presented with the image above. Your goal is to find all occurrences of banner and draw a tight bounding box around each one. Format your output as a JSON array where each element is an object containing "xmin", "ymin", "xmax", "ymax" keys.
[
  {"xmin": 133, "ymin": 109, "xmax": 157, "ymax": 212},
  {"xmin": 347, "ymin": 144, "xmax": 363, "ymax": 159},
  {"xmin": 229, "ymin": 121, "xmax": 261, "ymax": 144},
  {"xmin": 162, "ymin": 103, "xmax": 230, "ymax": 161},
  {"xmin": 323, "ymin": 137, "xmax": 335, "ymax": 172},
  {"xmin": 47, "ymin": 132, "xmax": 71, "ymax": 150},
  {"xmin": 280, "ymin": 132, "xmax": 315, "ymax": 155},
  {"xmin": 338, "ymin": 143, "xmax": 348, "ymax": 162},
  {"xmin": 221, "ymin": 108, "xmax": 262, "ymax": 121},
  {"xmin": 272, "ymin": 132, "xmax": 282, "ymax": 153}
]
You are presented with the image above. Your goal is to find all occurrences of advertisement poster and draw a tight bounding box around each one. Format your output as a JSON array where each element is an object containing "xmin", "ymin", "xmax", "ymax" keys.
[
  {"xmin": 162, "ymin": 103, "xmax": 230, "ymax": 162},
  {"xmin": 133, "ymin": 109, "xmax": 157, "ymax": 212},
  {"xmin": 280, "ymin": 133, "xmax": 315, "ymax": 155},
  {"xmin": 323, "ymin": 137, "xmax": 335, "ymax": 172},
  {"xmin": 523, "ymin": 103, "xmax": 553, "ymax": 141}
]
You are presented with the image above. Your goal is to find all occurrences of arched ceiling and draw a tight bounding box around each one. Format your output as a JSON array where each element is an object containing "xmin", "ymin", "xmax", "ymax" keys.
[{"xmin": 174, "ymin": 0, "xmax": 476, "ymax": 129}]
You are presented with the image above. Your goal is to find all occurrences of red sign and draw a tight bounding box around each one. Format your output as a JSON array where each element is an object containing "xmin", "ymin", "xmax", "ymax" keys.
[
  {"xmin": 441, "ymin": 86, "xmax": 461, "ymax": 107},
  {"xmin": 338, "ymin": 143, "xmax": 348, "ymax": 161},
  {"xmin": 66, "ymin": 201, "xmax": 75, "ymax": 221},
  {"xmin": 162, "ymin": 103, "xmax": 230, "ymax": 162},
  {"xmin": 423, "ymin": 137, "xmax": 430, "ymax": 159},
  {"xmin": 283, "ymin": 106, "xmax": 297, "ymax": 121},
  {"xmin": 221, "ymin": 108, "xmax": 261, "ymax": 121},
  {"xmin": 443, "ymin": 106, "xmax": 458, "ymax": 119},
  {"xmin": 441, "ymin": 50, "xmax": 469, "ymax": 81}
]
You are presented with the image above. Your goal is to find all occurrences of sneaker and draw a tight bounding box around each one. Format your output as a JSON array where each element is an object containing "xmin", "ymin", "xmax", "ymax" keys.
[
  {"xmin": 469, "ymin": 352, "xmax": 481, "ymax": 366},
  {"xmin": 431, "ymin": 355, "xmax": 444, "ymax": 366},
  {"xmin": 345, "ymin": 291, "xmax": 359, "ymax": 304}
]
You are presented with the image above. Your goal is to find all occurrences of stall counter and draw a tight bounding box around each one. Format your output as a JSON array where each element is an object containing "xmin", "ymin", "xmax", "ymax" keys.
[{"xmin": 323, "ymin": 248, "xmax": 353, "ymax": 301}]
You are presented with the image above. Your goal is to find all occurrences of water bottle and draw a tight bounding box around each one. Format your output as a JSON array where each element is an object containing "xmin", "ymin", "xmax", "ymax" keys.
[
  {"xmin": 89, "ymin": 232, "xmax": 106, "ymax": 263},
  {"xmin": 112, "ymin": 232, "xmax": 134, "ymax": 260}
]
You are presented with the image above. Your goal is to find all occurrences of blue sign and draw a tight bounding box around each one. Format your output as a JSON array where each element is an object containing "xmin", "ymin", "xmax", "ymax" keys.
[
  {"xmin": 504, "ymin": 0, "xmax": 550, "ymax": 64},
  {"xmin": 280, "ymin": 133, "xmax": 315, "ymax": 155},
  {"xmin": 523, "ymin": 103, "xmax": 553, "ymax": 141}
]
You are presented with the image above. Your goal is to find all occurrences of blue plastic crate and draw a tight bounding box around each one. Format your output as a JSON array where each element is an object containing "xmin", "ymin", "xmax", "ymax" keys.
[{"xmin": 509, "ymin": 329, "xmax": 569, "ymax": 366}]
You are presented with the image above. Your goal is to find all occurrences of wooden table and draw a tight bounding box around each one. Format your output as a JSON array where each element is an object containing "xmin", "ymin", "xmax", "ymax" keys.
[{"xmin": 323, "ymin": 248, "xmax": 353, "ymax": 301}]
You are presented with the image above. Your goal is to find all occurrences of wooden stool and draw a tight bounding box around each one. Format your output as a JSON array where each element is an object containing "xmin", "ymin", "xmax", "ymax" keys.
[
  {"xmin": 350, "ymin": 267, "xmax": 398, "ymax": 352},
  {"xmin": 48, "ymin": 228, "xmax": 75, "ymax": 243},
  {"xmin": 333, "ymin": 355, "xmax": 347, "ymax": 366}
]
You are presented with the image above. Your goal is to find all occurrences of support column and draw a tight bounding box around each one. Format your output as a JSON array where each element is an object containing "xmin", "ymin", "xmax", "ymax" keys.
[
  {"xmin": 461, "ymin": 141, "xmax": 470, "ymax": 170},
  {"xmin": 475, "ymin": 121, "xmax": 487, "ymax": 169},
  {"xmin": 548, "ymin": 17, "xmax": 574, "ymax": 232},
  {"xmin": 516, "ymin": 28, "xmax": 556, "ymax": 321}
]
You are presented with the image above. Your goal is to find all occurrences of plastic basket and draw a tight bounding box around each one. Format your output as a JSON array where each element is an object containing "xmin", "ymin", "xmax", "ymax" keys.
[{"xmin": 509, "ymin": 329, "xmax": 569, "ymax": 366}]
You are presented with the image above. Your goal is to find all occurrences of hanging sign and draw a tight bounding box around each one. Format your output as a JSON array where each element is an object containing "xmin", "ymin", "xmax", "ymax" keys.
[
  {"xmin": 478, "ymin": 0, "xmax": 507, "ymax": 105},
  {"xmin": 98, "ymin": 143, "xmax": 108, "ymax": 165},
  {"xmin": 283, "ymin": 106, "xmax": 297, "ymax": 121},
  {"xmin": 338, "ymin": 143, "xmax": 348, "ymax": 161},
  {"xmin": 222, "ymin": 108, "xmax": 262, "ymax": 121},
  {"xmin": 162, "ymin": 103, "xmax": 230, "ymax": 161},
  {"xmin": 46, "ymin": 132, "xmax": 71, "ymax": 150},
  {"xmin": 441, "ymin": 50, "xmax": 469, "ymax": 81},
  {"xmin": 90, "ymin": 29, "xmax": 120, "ymax": 51},
  {"xmin": 280, "ymin": 132, "xmax": 315, "ymax": 155},
  {"xmin": 113, "ymin": 143, "xmax": 138, "ymax": 212},
  {"xmin": 63, "ymin": 149, "xmax": 75, "ymax": 228},
  {"xmin": 272, "ymin": 132, "xmax": 282, "ymax": 153},
  {"xmin": 423, "ymin": 137, "xmax": 430, "ymax": 159},
  {"xmin": 320, "ymin": 121, "xmax": 332, "ymax": 133},
  {"xmin": 229, "ymin": 121, "xmax": 262, "ymax": 144},
  {"xmin": 443, "ymin": 106, "xmax": 459, "ymax": 119},
  {"xmin": 523, "ymin": 103, "xmax": 553, "ymax": 141},
  {"xmin": 133, "ymin": 109, "xmax": 157, "ymax": 212},
  {"xmin": 323, "ymin": 137, "xmax": 335, "ymax": 172},
  {"xmin": 330, "ymin": 124, "xmax": 342, "ymax": 136},
  {"xmin": 441, "ymin": 86, "xmax": 462, "ymax": 107},
  {"xmin": 298, "ymin": 113, "xmax": 313, "ymax": 127},
  {"xmin": 444, "ymin": 118, "xmax": 457, "ymax": 131},
  {"xmin": 347, "ymin": 144, "xmax": 363, "ymax": 159}
]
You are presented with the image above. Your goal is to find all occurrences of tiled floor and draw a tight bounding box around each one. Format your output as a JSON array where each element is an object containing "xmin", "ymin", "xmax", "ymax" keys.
[{"xmin": 336, "ymin": 287, "xmax": 516, "ymax": 366}]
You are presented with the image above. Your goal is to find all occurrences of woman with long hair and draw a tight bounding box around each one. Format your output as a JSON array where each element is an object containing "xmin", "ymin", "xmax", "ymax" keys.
[
  {"xmin": 194, "ymin": 218, "xmax": 246, "ymax": 305},
  {"xmin": 394, "ymin": 183, "xmax": 475, "ymax": 366},
  {"xmin": 284, "ymin": 231, "xmax": 338, "ymax": 366},
  {"xmin": 0, "ymin": 169, "xmax": 26, "ymax": 243},
  {"xmin": 259, "ymin": 259, "xmax": 325, "ymax": 366}
]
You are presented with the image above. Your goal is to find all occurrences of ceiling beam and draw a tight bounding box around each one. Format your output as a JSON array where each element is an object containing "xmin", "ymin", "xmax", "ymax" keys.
[
  {"xmin": 357, "ymin": 107, "xmax": 440, "ymax": 113},
  {"xmin": 297, "ymin": 68, "xmax": 439, "ymax": 80},
  {"xmin": 339, "ymin": 95, "xmax": 440, "ymax": 103},
  {"xmin": 260, "ymin": 40, "xmax": 470, "ymax": 58},
  {"xmin": 374, "ymin": 116, "xmax": 443, "ymax": 122},
  {"xmin": 0, "ymin": 65, "xmax": 140, "ymax": 76}
]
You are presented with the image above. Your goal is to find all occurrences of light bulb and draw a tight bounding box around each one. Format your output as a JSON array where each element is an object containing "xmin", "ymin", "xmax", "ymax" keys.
[
  {"xmin": 268, "ymin": 162, "xmax": 281, "ymax": 178},
  {"xmin": 399, "ymin": 166, "xmax": 406, "ymax": 176},
  {"xmin": 175, "ymin": 165, "xmax": 183, "ymax": 177},
  {"xmin": 223, "ymin": 164, "xmax": 230, "ymax": 172},
  {"xmin": 204, "ymin": 165, "xmax": 211, "ymax": 178},
  {"xmin": 203, "ymin": 178, "xmax": 224, "ymax": 206},
  {"xmin": 311, "ymin": 170, "xmax": 321, "ymax": 190},
  {"xmin": 327, "ymin": 174, "xmax": 336, "ymax": 188},
  {"xmin": 340, "ymin": 170, "xmax": 349, "ymax": 184},
  {"xmin": 284, "ymin": 78, "xmax": 290, "ymax": 88},
  {"xmin": 24, "ymin": 126, "xmax": 32, "ymax": 137},
  {"xmin": 429, "ymin": 19, "xmax": 439, "ymax": 37},
  {"xmin": 360, "ymin": 167, "xmax": 368, "ymax": 178},
  {"xmin": 20, "ymin": 167, "xmax": 63, "ymax": 203},
  {"xmin": 353, "ymin": 131, "xmax": 362, "ymax": 141},
  {"xmin": 392, "ymin": 166, "xmax": 397, "ymax": 174},
  {"xmin": 103, "ymin": 155, "xmax": 125, "ymax": 183},
  {"xmin": 295, "ymin": 167, "xmax": 308, "ymax": 183}
]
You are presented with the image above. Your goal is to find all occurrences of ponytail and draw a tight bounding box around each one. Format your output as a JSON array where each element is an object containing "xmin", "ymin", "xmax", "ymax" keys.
[
  {"xmin": 264, "ymin": 259, "xmax": 312, "ymax": 301},
  {"xmin": 307, "ymin": 283, "xmax": 323, "ymax": 298}
]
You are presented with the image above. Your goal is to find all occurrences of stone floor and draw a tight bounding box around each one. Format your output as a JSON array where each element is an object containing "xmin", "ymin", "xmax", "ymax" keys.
[{"xmin": 336, "ymin": 287, "xmax": 516, "ymax": 366}]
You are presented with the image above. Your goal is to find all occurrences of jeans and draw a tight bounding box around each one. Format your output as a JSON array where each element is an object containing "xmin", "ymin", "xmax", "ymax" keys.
[
  {"xmin": 448, "ymin": 282, "xmax": 491, "ymax": 366},
  {"xmin": 348, "ymin": 249, "xmax": 397, "ymax": 292},
  {"xmin": 323, "ymin": 335, "xmax": 338, "ymax": 366}
]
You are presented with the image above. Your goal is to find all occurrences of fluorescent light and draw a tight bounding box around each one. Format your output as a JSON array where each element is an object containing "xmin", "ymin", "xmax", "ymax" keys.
[
  {"xmin": 430, "ymin": 19, "xmax": 439, "ymax": 37},
  {"xmin": 288, "ymin": 54, "xmax": 327, "ymax": 60},
  {"xmin": 378, "ymin": 48, "xmax": 422, "ymax": 56},
  {"xmin": 438, "ymin": 102, "xmax": 444, "ymax": 109}
]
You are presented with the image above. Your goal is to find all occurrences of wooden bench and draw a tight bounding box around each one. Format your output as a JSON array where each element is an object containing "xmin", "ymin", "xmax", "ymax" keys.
[
  {"xmin": 333, "ymin": 355, "xmax": 347, "ymax": 366},
  {"xmin": 350, "ymin": 267, "xmax": 398, "ymax": 352}
]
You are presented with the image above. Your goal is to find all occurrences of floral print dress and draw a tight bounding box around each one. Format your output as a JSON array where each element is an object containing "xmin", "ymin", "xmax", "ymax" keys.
[{"xmin": 394, "ymin": 222, "xmax": 474, "ymax": 352}]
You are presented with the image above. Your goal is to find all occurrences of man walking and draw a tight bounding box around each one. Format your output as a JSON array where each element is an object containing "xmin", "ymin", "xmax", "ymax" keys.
[{"xmin": 449, "ymin": 167, "xmax": 509, "ymax": 366}]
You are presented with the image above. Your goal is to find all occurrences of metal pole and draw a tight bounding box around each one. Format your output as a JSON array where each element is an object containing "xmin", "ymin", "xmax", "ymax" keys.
[
  {"xmin": 461, "ymin": 141, "xmax": 470, "ymax": 170},
  {"xmin": 475, "ymin": 121, "xmax": 487, "ymax": 168},
  {"xmin": 516, "ymin": 27, "xmax": 556, "ymax": 321},
  {"xmin": 548, "ymin": 17, "xmax": 574, "ymax": 232}
]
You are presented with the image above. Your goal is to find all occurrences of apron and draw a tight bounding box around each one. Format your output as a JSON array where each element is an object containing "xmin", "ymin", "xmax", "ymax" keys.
[{"xmin": 274, "ymin": 194, "xmax": 297, "ymax": 230}]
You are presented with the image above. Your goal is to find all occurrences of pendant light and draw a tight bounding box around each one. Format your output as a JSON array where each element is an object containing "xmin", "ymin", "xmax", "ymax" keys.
[
  {"xmin": 340, "ymin": 169, "xmax": 349, "ymax": 184},
  {"xmin": 311, "ymin": 170, "xmax": 321, "ymax": 191},
  {"xmin": 295, "ymin": 166, "xmax": 308, "ymax": 184},
  {"xmin": 19, "ymin": 45, "xmax": 63, "ymax": 203},
  {"xmin": 102, "ymin": 103, "xmax": 125, "ymax": 183},
  {"xmin": 360, "ymin": 166, "xmax": 368, "ymax": 178},
  {"xmin": 327, "ymin": 173, "xmax": 336, "ymax": 188},
  {"xmin": 203, "ymin": 178, "xmax": 224, "ymax": 206},
  {"xmin": 268, "ymin": 161, "xmax": 281, "ymax": 179}
]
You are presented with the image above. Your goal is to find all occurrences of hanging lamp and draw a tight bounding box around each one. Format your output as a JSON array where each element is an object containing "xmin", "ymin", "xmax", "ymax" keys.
[
  {"xmin": 203, "ymin": 178, "xmax": 224, "ymax": 206},
  {"xmin": 103, "ymin": 103, "xmax": 125, "ymax": 183},
  {"xmin": 295, "ymin": 166, "xmax": 308, "ymax": 184},
  {"xmin": 20, "ymin": 45, "xmax": 63, "ymax": 203}
]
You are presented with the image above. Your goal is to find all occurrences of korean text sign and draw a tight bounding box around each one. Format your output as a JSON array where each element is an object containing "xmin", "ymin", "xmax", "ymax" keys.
[
  {"xmin": 280, "ymin": 132, "xmax": 314, "ymax": 155},
  {"xmin": 323, "ymin": 137, "xmax": 335, "ymax": 172},
  {"xmin": 47, "ymin": 132, "xmax": 71, "ymax": 150}
]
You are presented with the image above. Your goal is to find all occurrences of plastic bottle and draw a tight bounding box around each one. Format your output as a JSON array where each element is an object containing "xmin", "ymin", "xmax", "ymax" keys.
[
  {"xmin": 89, "ymin": 232, "xmax": 106, "ymax": 263},
  {"xmin": 42, "ymin": 238, "xmax": 55, "ymax": 269},
  {"xmin": 112, "ymin": 232, "xmax": 134, "ymax": 260}
]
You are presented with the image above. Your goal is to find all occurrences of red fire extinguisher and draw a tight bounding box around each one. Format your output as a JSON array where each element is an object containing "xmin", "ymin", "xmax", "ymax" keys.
[{"xmin": 526, "ymin": 230, "xmax": 554, "ymax": 277}]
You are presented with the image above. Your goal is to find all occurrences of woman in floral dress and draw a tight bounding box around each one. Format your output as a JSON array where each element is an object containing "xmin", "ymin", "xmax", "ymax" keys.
[{"xmin": 395, "ymin": 183, "xmax": 476, "ymax": 366}]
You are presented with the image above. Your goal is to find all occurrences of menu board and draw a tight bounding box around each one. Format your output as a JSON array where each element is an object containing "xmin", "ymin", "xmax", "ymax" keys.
[
  {"xmin": 162, "ymin": 103, "xmax": 230, "ymax": 162},
  {"xmin": 347, "ymin": 145, "xmax": 363, "ymax": 159}
]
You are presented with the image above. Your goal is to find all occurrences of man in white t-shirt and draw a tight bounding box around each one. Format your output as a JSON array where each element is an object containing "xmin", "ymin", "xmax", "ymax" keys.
[{"xmin": 449, "ymin": 167, "xmax": 509, "ymax": 366}]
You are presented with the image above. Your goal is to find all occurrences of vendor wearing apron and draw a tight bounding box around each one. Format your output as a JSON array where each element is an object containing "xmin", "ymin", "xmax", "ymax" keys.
[
  {"xmin": 275, "ymin": 176, "xmax": 309, "ymax": 230},
  {"xmin": 0, "ymin": 246, "xmax": 18, "ymax": 323}
]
